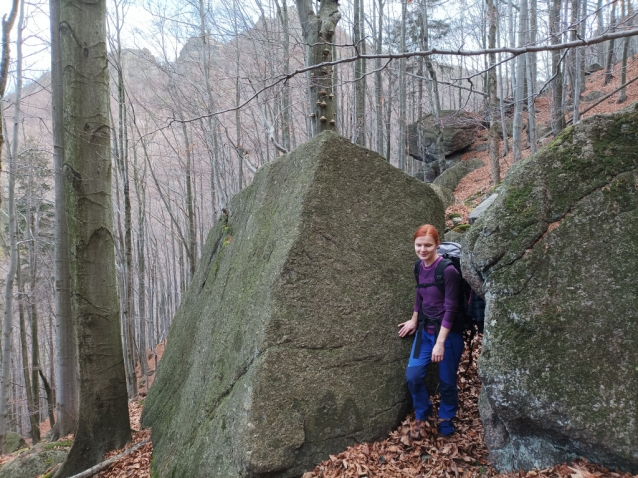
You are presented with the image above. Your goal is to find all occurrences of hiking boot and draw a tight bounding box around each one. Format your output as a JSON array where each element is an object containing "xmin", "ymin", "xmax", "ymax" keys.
[{"xmin": 437, "ymin": 419, "xmax": 454, "ymax": 437}]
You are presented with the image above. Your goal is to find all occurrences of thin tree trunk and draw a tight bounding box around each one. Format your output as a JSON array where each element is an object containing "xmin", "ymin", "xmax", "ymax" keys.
[
  {"xmin": 375, "ymin": 0, "xmax": 384, "ymax": 156},
  {"xmin": 487, "ymin": 0, "xmax": 500, "ymax": 183},
  {"xmin": 17, "ymin": 254, "xmax": 40, "ymax": 443},
  {"xmin": 604, "ymin": 2, "xmax": 617, "ymax": 85},
  {"xmin": 353, "ymin": 0, "xmax": 366, "ymax": 146},
  {"xmin": 27, "ymin": 210, "xmax": 41, "ymax": 441},
  {"xmin": 0, "ymin": 0, "xmax": 24, "ymax": 453},
  {"xmin": 50, "ymin": 0, "xmax": 77, "ymax": 439},
  {"xmin": 618, "ymin": 0, "xmax": 630, "ymax": 102},
  {"xmin": 0, "ymin": 0, "xmax": 21, "ymax": 186},
  {"xmin": 550, "ymin": 0, "xmax": 565, "ymax": 134},
  {"xmin": 55, "ymin": 0, "xmax": 131, "ymax": 472},
  {"xmin": 513, "ymin": 0, "xmax": 528, "ymax": 162},
  {"xmin": 398, "ymin": 0, "xmax": 407, "ymax": 170}
]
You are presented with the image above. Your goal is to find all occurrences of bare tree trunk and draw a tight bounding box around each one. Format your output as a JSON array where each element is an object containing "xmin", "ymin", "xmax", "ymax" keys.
[
  {"xmin": 133, "ymin": 148, "xmax": 148, "ymax": 391},
  {"xmin": 55, "ymin": 0, "xmax": 131, "ymax": 472},
  {"xmin": 604, "ymin": 2, "xmax": 617, "ymax": 86},
  {"xmin": 0, "ymin": 0, "xmax": 20, "ymax": 186},
  {"xmin": 50, "ymin": 0, "xmax": 77, "ymax": 440},
  {"xmin": 550, "ymin": 0, "xmax": 565, "ymax": 133},
  {"xmin": 487, "ymin": 0, "xmax": 500, "ymax": 184},
  {"xmin": 422, "ymin": 2, "xmax": 445, "ymax": 172},
  {"xmin": 27, "ymin": 209, "xmax": 41, "ymax": 441},
  {"xmin": 398, "ymin": 0, "xmax": 407, "ymax": 170},
  {"xmin": 17, "ymin": 253, "xmax": 40, "ymax": 443},
  {"xmin": 513, "ymin": 0, "xmax": 528, "ymax": 162},
  {"xmin": 0, "ymin": 0, "xmax": 24, "ymax": 453},
  {"xmin": 353, "ymin": 0, "xmax": 366, "ymax": 146},
  {"xmin": 618, "ymin": 0, "xmax": 630, "ymax": 103},
  {"xmin": 295, "ymin": 0, "xmax": 341, "ymax": 135},
  {"xmin": 375, "ymin": 0, "xmax": 385, "ymax": 156}
]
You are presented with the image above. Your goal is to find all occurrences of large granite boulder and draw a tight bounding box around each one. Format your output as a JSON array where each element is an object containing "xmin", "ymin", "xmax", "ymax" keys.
[
  {"xmin": 462, "ymin": 104, "xmax": 638, "ymax": 472},
  {"xmin": 142, "ymin": 131, "xmax": 445, "ymax": 477},
  {"xmin": 408, "ymin": 110, "xmax": 479, "ymax": 159}
]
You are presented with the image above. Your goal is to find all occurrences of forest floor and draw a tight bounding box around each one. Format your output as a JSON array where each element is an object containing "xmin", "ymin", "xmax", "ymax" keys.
[{"xmin": 5, "ymin": 57, "xmax": 638, "ymax": 478}]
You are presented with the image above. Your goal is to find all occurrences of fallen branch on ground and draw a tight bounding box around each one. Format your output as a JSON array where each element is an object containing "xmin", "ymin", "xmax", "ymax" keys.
[{"xmin": 67, "ymin": 440, "xmax": 149, "ymax": 478}]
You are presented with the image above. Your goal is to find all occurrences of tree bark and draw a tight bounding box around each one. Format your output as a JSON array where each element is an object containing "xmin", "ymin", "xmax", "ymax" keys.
[
  {"xmin": 50, "ymin": 0, "xmax": 77, "ymax": 440},
  {"xmin": 0, "ymin": 0, "xmax": 20, "ymax": 187},
  {"xmin": 618, "ymin": 0, "xmax": 630, "ymax": 103},
  {"xmin": 0, "ymin": 0, "xmax": 23, "ymax": 454},
  {"xmin": 17, "ymin": 253, "xmax": 40, "ymax": 443},
  {"xmin": 55, "ymin": 0, "xmax": 131, "ymax": 473},
  {"xmin": 295, "ymin": 0, "xmax": 342, "ymax": 135},
  {"xmin": 487, "ymin": 0, "xmax": 500, "ymax": 184},
  {"xmin": 550, "ymin": 0, "xmax": 565, "ymax": 133},
  {"xmin": 398, "ymin": 0, "xmax": 407, "ymax": 170},
  {"xmin": 353, "ymin": 0, "xmax": 366, "ymax": 145},
  {"xmin": 604, "ymin": 2, "xmax": 616, "ymax": 86},
  {"xmin": 375, "ymin": 0, "xmax": 385, "ymax": 156}
]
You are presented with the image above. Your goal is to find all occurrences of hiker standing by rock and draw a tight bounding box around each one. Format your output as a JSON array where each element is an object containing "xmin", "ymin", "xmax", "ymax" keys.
[{"xmin": 398, "ymin": 224, "xmax": 464, "ymax": 437}]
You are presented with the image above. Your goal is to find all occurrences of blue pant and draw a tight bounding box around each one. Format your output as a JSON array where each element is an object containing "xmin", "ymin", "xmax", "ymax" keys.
[{"xmin": 406, "ymin": 330, "xmax": 464, "ymax": 423}]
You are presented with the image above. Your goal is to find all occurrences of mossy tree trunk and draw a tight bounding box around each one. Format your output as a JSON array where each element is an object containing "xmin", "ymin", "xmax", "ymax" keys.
[
  {"xmin": 54, "ymin": 0, "xmax": 131, "ymax": 474},
  {"xmin": 295, "ymin": 0, "xmax": 341, "ymax": 135}
]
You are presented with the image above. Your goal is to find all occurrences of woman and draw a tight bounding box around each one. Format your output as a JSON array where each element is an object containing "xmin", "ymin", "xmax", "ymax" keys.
[{"xmin": 398, "ymin": 224, "xmax": 464, "ymax": 437}]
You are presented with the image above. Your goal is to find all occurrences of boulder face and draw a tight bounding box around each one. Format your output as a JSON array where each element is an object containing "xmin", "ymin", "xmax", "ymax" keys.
[
  {"xmin": 408, "ymin": 110, "xmax": 479, "ymax": 159},
  {"xmin": 462, "ymin": 105, "xmax": 638, "ymax": 472},
  {"xmin": 142, "ymin": 131, "xmax": 445, "ymax": 477}
]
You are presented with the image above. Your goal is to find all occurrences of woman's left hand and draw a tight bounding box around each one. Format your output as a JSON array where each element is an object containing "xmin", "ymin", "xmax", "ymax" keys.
[{"xmin": 431, "ymin": 342, "xmax": 445, "ymax": 362}]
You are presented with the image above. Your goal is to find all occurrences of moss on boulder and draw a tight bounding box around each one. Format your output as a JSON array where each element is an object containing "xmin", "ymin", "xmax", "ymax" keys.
[
  {"xmin": 462, "ymin": 104, "xmax": 638, "ymax": 473},
  {"xmin": 142, "ymin": 131, "xmax": 445, "ymax": 477}
]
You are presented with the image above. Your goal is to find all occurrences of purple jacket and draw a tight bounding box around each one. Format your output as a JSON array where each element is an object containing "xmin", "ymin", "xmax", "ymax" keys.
[{"xmin": 413, "ymin": 256, "xmax": 460, "ymax": 333}]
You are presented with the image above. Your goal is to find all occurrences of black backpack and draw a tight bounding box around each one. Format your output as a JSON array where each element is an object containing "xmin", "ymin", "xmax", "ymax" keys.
[{"xmin": 412, "ymin": 242, "xmax": 484, "ymax": 366}]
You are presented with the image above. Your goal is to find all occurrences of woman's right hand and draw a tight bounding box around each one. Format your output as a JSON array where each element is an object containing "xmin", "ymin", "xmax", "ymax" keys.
[{"xmin": 398, "ymin": 316, "xmax": 418, "ymax": 337}]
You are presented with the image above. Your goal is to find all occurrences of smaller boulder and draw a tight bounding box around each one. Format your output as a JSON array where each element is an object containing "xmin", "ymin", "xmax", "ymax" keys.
[
  {"xmin": 0, "ymin": 444, "xmax": 68, "ymax": 478},
  {"xmin": 468, "ymin": 194, "xmax": 498, "ymax": 225},
  {"xmin": 433, "ymin": 158, "xmax": 485, "ymax": 192},
  {"xmin": 586, "ymin": 63, "xmax": 603, "ymax": 73},
  {"xmin": 429, "ymin": 184, "xmax": 455, "ymax": 209},
  {"xmin": 408, "ymin": 110, "xmax": 480, "ymax": 158},
  {"xmin": 4, "ymin": 433, "xmax": 27, "ymax": 454},
  {"xmin": 583, "ymin": 90, "xmax": 605, "ymax": 102}
]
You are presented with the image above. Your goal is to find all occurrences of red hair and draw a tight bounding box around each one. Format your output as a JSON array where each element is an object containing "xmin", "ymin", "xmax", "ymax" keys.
[{"xmin": 413, "ymin": 224, "xmax": 440, "ymax": 244}]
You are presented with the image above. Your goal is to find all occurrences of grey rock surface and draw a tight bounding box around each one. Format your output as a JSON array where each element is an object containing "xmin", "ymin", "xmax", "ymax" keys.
[
  {"xmin": 463, "ymin": 104, "xmax": 638, "ymax": 473},
  {"xmin": 433, "ymin": 158, "xmax": 485, "ymax": 192},
  {"xmin": 429, "ymin": 183, "xmax": 456, "ymax": 209},
  {"xmin": 142, "ymin": 131, "xmax": 445, "ymax": 477},
  {"xmin": 584, "ymin": 90, "xmax": 605, "ymax": 102},
  {"xmin": 468, "ymin": 194, "xmax": 498, "ymax": 224},
  {"xmin": 408, "ymin": 110, "xmax": 480, "ymax": 158},
  {"xmin": 0, "ymin": 446, "xmax": 68, "ymax": 478},
  {"xmin": 4, "ymin": 433, "xmax": 26, "ymax": 454}
]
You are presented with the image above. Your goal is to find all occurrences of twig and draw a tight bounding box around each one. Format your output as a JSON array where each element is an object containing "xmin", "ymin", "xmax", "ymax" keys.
[{"xmin": 67, "ymin": 440, "xmax": 149, "ymax": 478}]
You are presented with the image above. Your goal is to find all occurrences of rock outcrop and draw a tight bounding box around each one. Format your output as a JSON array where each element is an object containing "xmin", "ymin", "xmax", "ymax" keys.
[
  {"xmin": 433, "ymin": 158, "xmax": 484, "ymax": 192},
  {"xmin": 462, "ymin": 105, "xmax": 638, "ymax": 472},
  {"xmin": 0, "ymin": 444, "xmax": 68, "ymax": 478},
  {"xmin": 408, "ymin": 110, "xmax": 480, "ymax": 159},
  {"xmin": 142, "ymin": 131, "xmax": 445, "ymax": 477}
]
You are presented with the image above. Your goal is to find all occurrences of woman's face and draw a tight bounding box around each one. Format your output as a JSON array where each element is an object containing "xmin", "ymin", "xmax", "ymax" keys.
[{"xmin": 414, "ymin": 234, "xmax": 439, "ymax": 263}]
